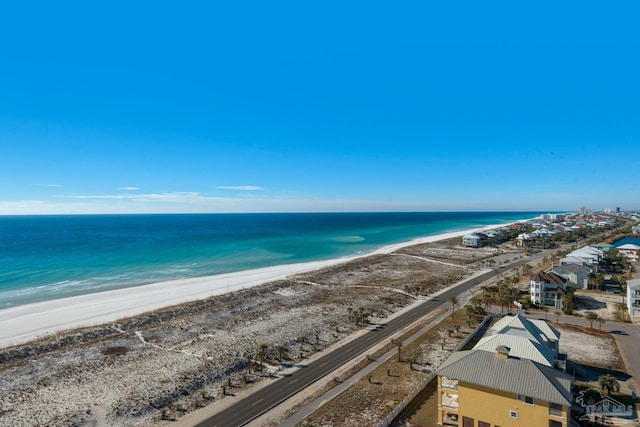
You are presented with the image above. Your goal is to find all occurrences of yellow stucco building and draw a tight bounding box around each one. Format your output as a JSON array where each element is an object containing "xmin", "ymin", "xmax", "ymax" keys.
[{"xmin": 436, "ymin": 314, "xmax": 574, "ymax": 427}]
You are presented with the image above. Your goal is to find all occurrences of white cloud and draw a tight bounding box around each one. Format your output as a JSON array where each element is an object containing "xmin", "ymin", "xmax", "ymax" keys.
[
  {"xmin": 216, "ymin": 186, "xmax": 264, "ymax": 191},
  {"xmin": 117, "ymin": 187, "xmax": 140, "ymax": 191}
]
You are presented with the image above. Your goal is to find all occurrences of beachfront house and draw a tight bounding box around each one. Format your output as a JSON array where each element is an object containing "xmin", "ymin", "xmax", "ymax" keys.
[
  {"xmin": 436, "ymin": 314, "xmax": 572, "ymax": 427},
  {"xmin": 617, "ymin": 243, "xmax": 640, "ymax": 262},
  {"xmin": 462, "ymin": 233, "xmax": 483, "ymax": 248},
  {"xmin": 530, "ymin": 270, "xmax": 567, "ymax": 309},
  {"xmin": 551, "ymin": 264, "xmax": 591, "ymax": 289},
  {"xmin": 627, "ymin": 279, "xmax": 640, "ymax": 317}
]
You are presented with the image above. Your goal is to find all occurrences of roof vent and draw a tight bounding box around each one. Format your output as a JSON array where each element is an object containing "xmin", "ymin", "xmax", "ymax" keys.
[{"xmin": 496, "ymin": 345, "xmax": 510, "ymax": 359}]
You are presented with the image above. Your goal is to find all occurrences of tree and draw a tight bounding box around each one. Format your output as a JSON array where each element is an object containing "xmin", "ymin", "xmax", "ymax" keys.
[
  {"xmin": 596, "ymin": 316, "xmax": 606, "ymax": 330},
  {"xmin": 391, "ymin": 338, "xmax": 403, "ymax": 362},
  {"xmin": 586, "ymin": 312, "xmax": 598, "ymax": 329},
  {"xmin": 449, "ymin": 296, "xmax": 459, "ymax": 318},
  {"xmin": 258, "ymin": 344, "xmax": 268, "ymax": 371},
  {"xmin": 407, "ymin": 354, "xmax": 418, "ymax": 370},
  {"xmin": 540, "ymin": 306, "xmax": 548, "ymax": 320},
  {"xmin": 246, "ymin": 354, "xmax": 253, "ymax": 373},
  {"xmin": 277, "ymin": 346, "xmax": 287, "ymax": 363},
  {"xmin": 599, "ymin": 374, "xmax": 620, "ymax": 395}
]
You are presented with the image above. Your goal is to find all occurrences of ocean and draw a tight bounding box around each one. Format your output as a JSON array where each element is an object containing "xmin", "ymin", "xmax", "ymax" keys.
[{"xmin": 0, "ymin": 212, "xmax": 541, "ymax": 309}]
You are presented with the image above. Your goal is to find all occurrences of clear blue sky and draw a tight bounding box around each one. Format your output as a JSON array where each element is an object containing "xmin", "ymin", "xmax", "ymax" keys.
[{"xmin": 1, "ymin": 2, "xmax": 638, "ymax": 214}]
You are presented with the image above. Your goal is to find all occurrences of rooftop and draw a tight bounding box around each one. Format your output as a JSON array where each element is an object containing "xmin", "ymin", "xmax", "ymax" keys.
[{"xmin": 436, "ymin": 349, "xmax": 573, "ymax": 406}]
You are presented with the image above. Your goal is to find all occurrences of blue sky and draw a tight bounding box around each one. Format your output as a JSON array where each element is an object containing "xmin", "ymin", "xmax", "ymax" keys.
[{"xmin": 1, "ymin": 2, "xmax": 639, "ymax": 214}]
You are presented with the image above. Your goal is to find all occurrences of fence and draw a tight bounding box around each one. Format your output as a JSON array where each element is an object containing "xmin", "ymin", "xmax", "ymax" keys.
[{"xmin": 376, "ymin": 313, "xmax": 505, "ymax": 427}]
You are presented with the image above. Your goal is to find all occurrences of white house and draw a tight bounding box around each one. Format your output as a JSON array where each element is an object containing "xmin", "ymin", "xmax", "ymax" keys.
[
  {"xmin": 530, "ymin": 270, "xmax": 567, "ymax": 309},
  {"xmin": 515, "ymin": 233, "xmax": 531, "ymax": 247},
  {"xmin": 462, "ymin": 233, "xmax": 483, "ymax": 248},
  {"xmin": 532, "ymin": 228, "xmax": 551, "ymax": 238},
  {"xmin": 627, "ymin": 279, "xmax": 640, "ymax": 317}
]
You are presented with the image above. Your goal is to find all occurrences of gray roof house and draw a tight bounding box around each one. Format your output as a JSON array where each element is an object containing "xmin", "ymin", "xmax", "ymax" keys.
[{"xmin": 552, "ymin": 263, "xmax": 592, "ymax": 289}]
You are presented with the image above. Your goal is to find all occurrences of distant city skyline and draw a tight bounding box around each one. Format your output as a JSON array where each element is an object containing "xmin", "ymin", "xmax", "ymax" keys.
[{"xmin": 1, "ymin": 2, "xmax": 639, "ymax": 214}]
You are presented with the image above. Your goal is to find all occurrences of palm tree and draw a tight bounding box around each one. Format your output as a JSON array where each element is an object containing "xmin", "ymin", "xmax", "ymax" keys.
[
  {"xmin": 449, "ymin": 296, "xmax": 459, "ymax": 318},
  {"xmin": 407, "ymin": 354, "xmax": 418, "ymax": 370},
  {"xmin": 258, "ymin": 344, "xmax": 268, "ymax": 371},
  {"xmin": 596, "ymin": 316, "xmax": 606, "ymax": 330},
  {"xmin": 277, "ymin": 346, "xmax": 287, "ymax": 363},
  {"xmin": 599, "ymin": 374, "xmax": 620, "ymax": 395},
  {"xmin": 246, "ymin": 354, "xmax": 253, "ymax": 373},
  {"xmin": 391, "ymin": 338, "xmax": 403, "ymax": 362},
  {"xmin": 586, "ymin": 312, "xmax": 598, "ymax": 329}
]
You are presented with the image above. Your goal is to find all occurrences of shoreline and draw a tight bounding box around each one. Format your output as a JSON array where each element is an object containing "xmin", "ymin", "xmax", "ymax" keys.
[{"xmin": 0, "ymin": 221, "xmax": 528, "ymax": 347}]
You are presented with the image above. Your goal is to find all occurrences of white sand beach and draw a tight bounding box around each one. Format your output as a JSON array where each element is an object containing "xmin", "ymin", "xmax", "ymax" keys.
[{"xmin": 0, "ymin": 224, "xmax": 511, "ymax": 348}]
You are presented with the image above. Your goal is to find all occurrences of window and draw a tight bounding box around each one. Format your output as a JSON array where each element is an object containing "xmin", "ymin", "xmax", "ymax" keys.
[
  {"xmin": 516, "ymin": 394, "xmax": 523, "ymax": 401},
  {"xmin": 510, "ymin": 410, "xmax": 519, "ymax": 419},
  {"xmin": 463, "ymin": 416, "xmax": 474, "ymax": 427},
  {"xmin": 479, "ymin": 422, "xmax": 490, "ymax": 427},
  {"xmin": 525, "ymin": 396, "xmax": 534, "ymax": 405}
]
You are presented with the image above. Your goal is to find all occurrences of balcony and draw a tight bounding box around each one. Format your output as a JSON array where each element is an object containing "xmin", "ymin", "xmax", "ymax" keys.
[
  {"xmin": 442, "ymin": 412, "xmax": 459, "ymax": 426},
  {"xmin": 441, "ymin": 377, "xmax": 458, "ymax": 390},
  {"xmin": 441, "ymin": 392, "xmax": 459, "ymax": 409}
]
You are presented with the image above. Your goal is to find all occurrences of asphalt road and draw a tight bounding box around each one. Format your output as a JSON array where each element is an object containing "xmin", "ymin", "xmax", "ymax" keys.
[{"xmin": 196, "ymin": 260, "xmax": 530, "ymax": 427}]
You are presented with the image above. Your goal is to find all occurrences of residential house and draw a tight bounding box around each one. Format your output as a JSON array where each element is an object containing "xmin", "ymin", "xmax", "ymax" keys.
[
  {"xmin": 558, "ymin": 256, "xmax": 596, "ymax": 273},
  {"xmin": 632, "ymin": 224, "xmax": 640, "ymax": 235},
  {"xmin": 532, "ymin": 228, "xmax": 551, "ymax": 238},
  {"xmin": 616, "ymin": 243, "xmax": 640, "ymax": 262},
  {"xmin": 569, "ymin": 246, "xmax": 603, "ymax": 263},
  {"xmin": 515, "ymin": 233, "xmax": 532, "ymax": 247},
  {"xmin": 551, "ymin": 264, "xmax": 592, "ymax": 289},
  {"xmin": 627, "ymin": 279, "xmax": 640, "ymax": 317},
  {"xmin": 530, "ymin": 271, "xmax": 567, "ymax": 309},
  {"xmin": 436, "ymin": 342, "xmax": 573, "ymax": 427},
  {"xmin": 462, "ymin": 234, "xmax": 483, "ymax": 248},
  {"xmin": 591, "ymin": 242, "xmax": 614, "ymax": 253}
]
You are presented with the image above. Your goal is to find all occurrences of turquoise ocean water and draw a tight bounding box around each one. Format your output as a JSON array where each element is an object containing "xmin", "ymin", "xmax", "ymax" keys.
[{"xmin": 0, "ymin": 212, "xmax": 541, "ymax": 309}]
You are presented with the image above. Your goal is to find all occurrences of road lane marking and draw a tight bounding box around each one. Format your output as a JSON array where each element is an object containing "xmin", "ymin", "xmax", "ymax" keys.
[{"xmin": 251, "ymin": 398, "xmax": 264, "ymax": 406}]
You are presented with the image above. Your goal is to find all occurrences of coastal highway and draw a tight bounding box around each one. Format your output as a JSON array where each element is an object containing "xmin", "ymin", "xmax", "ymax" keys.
[{"xmin": 197, "ymin": 261, "xmax": 529, "ymax": 427}]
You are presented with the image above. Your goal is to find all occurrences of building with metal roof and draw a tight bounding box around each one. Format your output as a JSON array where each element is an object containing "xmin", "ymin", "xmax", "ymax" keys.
[
  {"xmin": 473, "ymin": 334, "xmax": 556, "ymax": 367},
  {"xmin": 489, "ymin": 312, "xmax": 560, "ymax": 353},
  {"xmin": 436, "ymin": 313, "xmax": 572, "ymax": 426}
]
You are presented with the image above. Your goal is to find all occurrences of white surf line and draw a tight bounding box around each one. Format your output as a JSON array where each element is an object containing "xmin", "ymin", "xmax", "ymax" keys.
[{"xmin": 390, "ymin": 252, "xmax": 464, "ymax": 268}]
